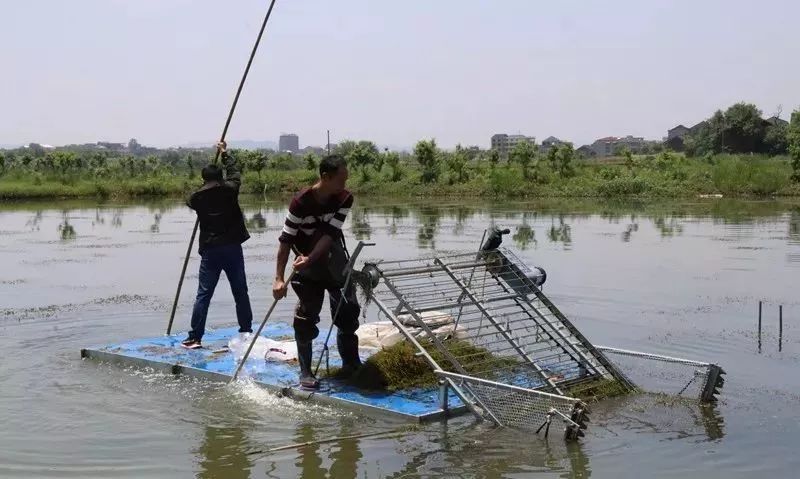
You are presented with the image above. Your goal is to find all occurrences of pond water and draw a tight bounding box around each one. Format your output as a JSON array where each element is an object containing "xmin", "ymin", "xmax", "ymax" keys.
[{"xmin": 1, "ymin": 196, "xmax": 798, "ymax": 478}]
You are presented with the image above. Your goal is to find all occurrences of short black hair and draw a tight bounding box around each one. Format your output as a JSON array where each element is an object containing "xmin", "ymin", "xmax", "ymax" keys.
[
  {"xmin": 201, "ymin": 164, "xmax": 223, "ymax": 182},
  {"xmin": 319, "ymin": 154, "xmax": 347, "ymax": 177}
]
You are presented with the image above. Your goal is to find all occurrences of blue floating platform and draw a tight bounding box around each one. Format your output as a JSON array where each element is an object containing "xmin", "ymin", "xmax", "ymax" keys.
[{"xmin": 80, "ymin": 322, "xmax": 469, "ymax": 423}]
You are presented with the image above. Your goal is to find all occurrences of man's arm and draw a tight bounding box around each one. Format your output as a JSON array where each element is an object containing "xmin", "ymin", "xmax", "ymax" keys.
[
  {"xmin": 275, "ymin": 242, "xmax": 291, "ymax": 282},
  {"xmin": 273, "ymin": 197, "xmax": 303, "ymax": 299},
  {"xmin": 221, "ymin": 150, "xmax": 242, "ymax": 192},
  {"xmin": 214, "ymin": 141, "xmax": 241, "ymax": 193}
]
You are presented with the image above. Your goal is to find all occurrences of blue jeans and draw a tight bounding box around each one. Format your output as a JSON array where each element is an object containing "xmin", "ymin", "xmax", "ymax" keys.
[{"xmin": 189, "ymin": 243, "xmax": 253, "ymax": 341}]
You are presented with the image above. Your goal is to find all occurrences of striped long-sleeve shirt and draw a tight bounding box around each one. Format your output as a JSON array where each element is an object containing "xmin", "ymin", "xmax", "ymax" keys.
[{"xmin": 278, "ymin": 187, "xmax": 353, "ymax": 255}]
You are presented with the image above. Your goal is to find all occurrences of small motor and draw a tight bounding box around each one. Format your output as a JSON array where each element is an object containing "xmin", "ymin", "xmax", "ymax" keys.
[
  {"xmin": 481, "ymin": 225, "xmax": 548, "ymax": 290},
  {"xmin": 527, "ymin": 266, "xmax": 547, "ymax": 288},
  {"xmin": 353, "ymin": 263, "xmax": 381, "ymax": 290},
  {"xmin": 481, "ymin": 227, "xmax": 511, "ymax": 251}
]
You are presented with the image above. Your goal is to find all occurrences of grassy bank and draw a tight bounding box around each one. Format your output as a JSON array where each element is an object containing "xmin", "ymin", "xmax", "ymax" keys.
[{"xmin": 1, "ymin": 153, "xmax": 798, "ymax": 200}]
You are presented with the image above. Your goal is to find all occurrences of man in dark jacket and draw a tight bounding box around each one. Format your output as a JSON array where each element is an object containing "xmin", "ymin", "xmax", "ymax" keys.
[{"xmin": 181, "ymin": 141, "xmax": 253, "ymax": 349}]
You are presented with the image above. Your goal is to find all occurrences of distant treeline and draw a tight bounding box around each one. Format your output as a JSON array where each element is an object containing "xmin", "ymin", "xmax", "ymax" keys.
[{"xmin": 1, "ymin": 104, "xmax": 799, "ymax": 199}]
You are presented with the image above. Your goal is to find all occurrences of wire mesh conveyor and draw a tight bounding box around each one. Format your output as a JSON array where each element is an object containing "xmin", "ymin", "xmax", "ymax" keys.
[{"xmin": 348, "ymin": 227, "xmax": 725, "ymax": 441}]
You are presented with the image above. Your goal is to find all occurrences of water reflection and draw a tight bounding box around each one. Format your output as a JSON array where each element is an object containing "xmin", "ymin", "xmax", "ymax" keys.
[
  {"xmin": 451, "ymin": 206, "xmax": 474, "ymax": 237},
  {"xmin": 26, "ymin": 210, "xmax": 42, "ymax": 231},
  {"xmin": 245, "ymin": 211, "xmax": 268, "ymax": 232},
  {"xmin": 93, "ymin": 208, "xmax": 105, "ymax": 226},
  {"xmin": 547, "ymin": 216, "xmax": 572, "ymax": 248},
  {"xmin": 111, "ymin": 209, "xmax": 123, "ymax": 228},
  {"xmin": 293, "ymin": 424, "xmax": 325, "ymax": 479},
  {"xmin": 351, "ymin": 208, "xmax": 372, "ymax": 240},
  {"xmin": 653, "ymin": 215, "xmax": 684, "ymax": 238},
  {"xmin": 621, "ymin": 222, "xmax": 638, "ymax": 243},
  {"xmin": 607, "ymin": 395, "xmax": 726, "ymax": 442},
  {"xmin": 379, "ymin": 422, "xmax": 592, "ymax": 478},
  {"xmin": 387, "ymin": 205, "xmax": 410, "ymax": 237},
  {"xmin": 789, "ymin": 208, "xmax": 800, "ymax": 245},
  {"xmin": 699, "ymin": 403, "xmax": 725, "ymax": 440},
  {"xmin": 198, "ymin": 424, "xmax": 253, "ymax": 479},
  {"xmin": 327, "ymin": 423, "xmax": 362, "ymax": 479},
  {"xmin": 513, "ymin": 224, "xmax": 537, "ymax": 250},
  {"xmin": 150, "ymin": 212, "xmax": 163, "ymax": 233},
  {"xmin": 417, "ymin": 207, "xmax": 441, "ymax": 249},
  {"xmin": 286, "ymin": 422, "xmax": 362, "ymax": 479},
  {"xmin": 58, "ymin": 210, "xmax": 76, "ymax": 240}
]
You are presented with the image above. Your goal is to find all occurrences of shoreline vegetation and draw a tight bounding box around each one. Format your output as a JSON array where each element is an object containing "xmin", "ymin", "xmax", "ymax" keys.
[
  {"xmin": 2, "ymin": 103, "xmax": 799, "ymax": 200},
  {"xmin": 1, "ymin": 151, "xmax": 799, "ymax": 201}
]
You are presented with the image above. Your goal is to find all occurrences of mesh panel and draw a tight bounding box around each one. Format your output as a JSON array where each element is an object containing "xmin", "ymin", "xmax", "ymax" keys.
[
  {"xmin": 366, "ymin": 248, "xmax": 620, "ymax": 397},
  {"xmin": 596, "ymin": 347, "xmax": 714, "ymax": 400},
  {"xmin": 438, "ymin": 371, "xmax": 581, "ymax": 433}
]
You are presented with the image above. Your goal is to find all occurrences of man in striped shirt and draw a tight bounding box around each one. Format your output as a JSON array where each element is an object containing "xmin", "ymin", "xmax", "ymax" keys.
[{"xmin": 273, "ymin": 154, "xmax": 361, "ymax": 389}]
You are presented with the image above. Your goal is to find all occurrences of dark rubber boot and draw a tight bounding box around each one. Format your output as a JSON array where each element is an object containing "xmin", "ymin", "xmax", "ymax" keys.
[
  {"xmin": 296, "ymin": 340, "xmax": 320, "ymax": 389},
  {"xmin": 336, "ymin": 334, "xmax": 362, "ymax": 379}
]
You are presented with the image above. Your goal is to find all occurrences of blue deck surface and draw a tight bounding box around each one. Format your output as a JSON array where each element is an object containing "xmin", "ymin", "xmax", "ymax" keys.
[{"xmin": 83, "ymin": 322, "xmax": 466, "ymax": 421}]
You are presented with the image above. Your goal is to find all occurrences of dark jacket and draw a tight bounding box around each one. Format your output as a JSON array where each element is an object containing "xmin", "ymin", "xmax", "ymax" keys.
[{"xmin": 187, "ymin": 152, "xmax": 250, "ymax": 254}]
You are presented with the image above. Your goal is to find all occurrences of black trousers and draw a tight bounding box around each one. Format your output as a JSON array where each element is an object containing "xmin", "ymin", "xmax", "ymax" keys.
[{"xmin": 291, "ymin": 275, "xmax": 361, "ymax": 343}]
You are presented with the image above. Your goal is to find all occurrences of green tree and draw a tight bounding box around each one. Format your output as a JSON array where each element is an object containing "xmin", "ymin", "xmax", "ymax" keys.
[
  {"xmin": 375, "ymin": 149, "xmax": 386, "ymax": 173},
  {"xmin": 764, "ymin": 122, "xmax": 789, "ymax": 155},
  {"xmin": 414, "ymin": 139, "xmax": 440, "ymax": 183},
  {"xmin": 122, "ymin": 157, "xmax": 135, "ymax": 177},
  {"xmin": 270, "ymin": 152, "xmax": 295, "ymax": 170},
  {"xmin": 89, "ymin": 153, "xmax": 107, "ymax": 171},
  {"xmin": 251, "ymin": 152, "xmax": 268, "ymax": 178},
  {"xmin": 346, "ymin": 141, "xmax": 379, "ymax": 181},
  {"xmin": 51, "ymin": 151, "xmax": 78, "ymax": 175},
  {"xmin": 185, "ymin": 154, "xmax": 196, "ymax": 178},
  {"xmin": 546, "ymin": 145, "xmax": 558, "ymax": 171},
  {"xmin": 127, "ymin": 138, "xmax": 141, "ymax": 154},
  {"xmin": 556, "ymin": 143, "xmax": 576, "ymax": 178},
  {"xmin": 789, "ymin": 108, "xmax": 800, "ymax": 182},
  {"xmin": 510, "ymin": 139, "xmax": 538, "ymax": 179},
  {"xmin": 722, "ymin": 102, "xmax": 766, "ymax": 153},
  {"xmin": 445, "ymin": 145, "xmax": 469, "ymax": 183},
  {"xmin": 385, "ymin": 151, "xmax": 402, "ymax": 181},
  {"xmin": 334, "ymin": 140, "xmax": 358, "ymax": 159},
  {"xmin": 488, "ymin": 149, "xmax": 500, "ymax": 169},
  {"xmin": 622, "ymin": 148, "xmax": 634, "ymax": 172},
  {"xmin": 686, "ymin": 103, "xmax": 773, "ymax": 156},
  {"xmin": 144, "ymin": 155, "xmax": 159, "ymax": 176},
  {"xmin": 304, "ymin": 152, "xmax": 318, "ymax": 171},
  {"xmin": 0, "ymin": 152, "xmax": 5, "ymax": 175}
]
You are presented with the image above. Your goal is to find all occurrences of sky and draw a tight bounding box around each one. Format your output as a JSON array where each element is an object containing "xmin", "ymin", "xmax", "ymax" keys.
[{"xmin": 1, "ymin": 0, "xmax": 799, "ymax": 150}]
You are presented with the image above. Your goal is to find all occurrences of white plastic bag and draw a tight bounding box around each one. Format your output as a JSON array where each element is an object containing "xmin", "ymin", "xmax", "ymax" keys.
[
  {"xmin": 227, "ymin": 334, "xmax": 298, "ymax": 363},
  {"xmin": 358, "ymin": 311, "xmax": 463, "ymax": 350}
]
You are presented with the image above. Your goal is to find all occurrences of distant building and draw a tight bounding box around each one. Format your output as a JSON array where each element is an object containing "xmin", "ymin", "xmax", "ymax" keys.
[
  {"xmin": 576, "ymin": 145, "xmax": 596, "ymax": 158},
  {"xmin": 298, "ymin": 145, "xmax": 326, "ymax": 156},
  {"xmin": 765, "ymin": 116, "xmax": 789, "ymax": 127},
  {"xmin": 616, "ymin": 135, "xmax": 647, "ymax": 153},
  {"xmin": 667, "ymin": 125, "xmax": 690, "ymax": 140},
  {"xmin": 96, "ymin": 141, "xmax": 125, "ymax": 151},
  {"xmin": 491, "ymin": 133, "xmax": 536, "ymax": 158},
  {"xmin": 278, "ymin": 134, "xmax": 299, "ymax": 153},
  {"xmin": 589, "ymin": 137, "xmax": 618, "ymax": 157},
  {"xmin": 539, "ymin": 136, "xmax": 565, "ymax": 154},
  {"xmin": 589, "ymin": 135, "xmax": 647, "ymax": 157}
]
